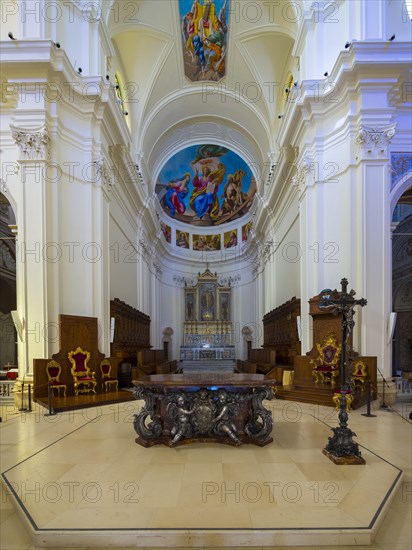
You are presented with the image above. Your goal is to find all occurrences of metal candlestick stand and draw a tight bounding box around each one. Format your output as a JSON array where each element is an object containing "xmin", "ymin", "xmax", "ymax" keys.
[{"xmin": 319, "ymin": 278, "xmax": 367, "ymax": 465}]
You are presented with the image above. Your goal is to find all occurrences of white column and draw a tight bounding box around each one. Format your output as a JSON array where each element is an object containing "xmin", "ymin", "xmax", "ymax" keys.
[
  {"xmin": 11, "ymin": 126, "xmax": 50, "ymax": 375},
  {"xmin": 355, "ymin": 124, "xmax": 395, "ymax": 378}
]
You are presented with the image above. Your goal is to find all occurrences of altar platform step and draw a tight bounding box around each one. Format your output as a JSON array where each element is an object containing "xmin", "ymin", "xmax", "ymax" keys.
[
  {"xmin": 276, "ymin": 384, "xmax": 373, "ymax": 410},
  {"xmin": 180, "ymin": 360, "xmax": 235, "ymax": 373}
]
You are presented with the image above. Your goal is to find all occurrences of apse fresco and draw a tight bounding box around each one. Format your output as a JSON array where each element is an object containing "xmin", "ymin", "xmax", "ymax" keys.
[
  {"xmin": 179, "ymin": 0, "xmax": 230, "ymax": 82},
  {"xmin": 156, "ymin": 144, "xmax": 256, "ymax": 227}
]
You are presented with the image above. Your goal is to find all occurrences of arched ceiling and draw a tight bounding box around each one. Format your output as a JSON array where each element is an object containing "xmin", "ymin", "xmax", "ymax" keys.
[
  {"xmin": 107, "ymin": 0, "xmax": 298, "ymax": 170},
  {"xmin": 105, "ymin": 0, "xmax": 299, "ymax": 254}
]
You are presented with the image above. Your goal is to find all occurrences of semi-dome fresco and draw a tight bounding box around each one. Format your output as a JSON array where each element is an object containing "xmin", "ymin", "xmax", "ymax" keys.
[{"xmin": 156, "ymin": 144, "xmax": 257, "ymax": 226}]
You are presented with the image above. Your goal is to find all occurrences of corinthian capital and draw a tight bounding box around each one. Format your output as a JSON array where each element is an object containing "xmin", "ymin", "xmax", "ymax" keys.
[
  {"xmin": 355, "ymin": 124, "xmax": 396, "ymax": 160},
  {"xmin": 11, "ymin": 128, "xmax": 50, "ymax": 160}
]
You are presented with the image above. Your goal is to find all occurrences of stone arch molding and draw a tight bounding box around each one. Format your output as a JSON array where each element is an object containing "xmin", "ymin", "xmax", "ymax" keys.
[{"xmin": 390, "ymin": 170, "xmax": 412, "ymax": 217}]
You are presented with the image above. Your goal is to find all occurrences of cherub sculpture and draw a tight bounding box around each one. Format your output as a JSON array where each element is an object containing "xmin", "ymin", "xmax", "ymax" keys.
[
  {"xmin": 167, "ymin": 394, "xmax": 193, "ymax": 446},
  {"xmin": 213, "ymin": 389, "xmax": 241, "ymax": 445}
]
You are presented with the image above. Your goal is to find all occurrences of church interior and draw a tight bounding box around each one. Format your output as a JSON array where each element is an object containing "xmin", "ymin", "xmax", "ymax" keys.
[{"xmin": 0, "ymin": 0, "xmax": 411, "ymax": 548}]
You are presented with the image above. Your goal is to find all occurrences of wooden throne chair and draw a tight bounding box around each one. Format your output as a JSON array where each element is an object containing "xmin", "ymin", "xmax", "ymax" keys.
[
  {"xmin": 68, "ymin": 347, "xmax": 97, "ymax": 396},
  {"xmin": 100, "ymin": 359, "xmax": 118, "ymax": 392},
  {"xmin": 311, "ymin": 333, "xmax": 341, "ymax": 388},
  {"xmin": 46, "ymin": 359, "xmax": 67, "ymax": 397}
]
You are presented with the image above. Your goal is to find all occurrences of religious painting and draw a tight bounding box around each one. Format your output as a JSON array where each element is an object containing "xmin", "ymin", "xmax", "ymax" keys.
[
  {"xmin": 156, "ymin": 144, "xmax": 256, "ymax": 226},
  {"xmin": 160, "ymin": 221, "xmax": 171, "ymax": 243},
  {"xmin": 193, "ymin": 234, "xmax": 221, "ymax": 251},
  {"xmin": 224, "ymin": 229, "xmax": 238, "ymax": 248},
  {"xmin": 176, "ymin": 230, "xmax": 190, "ymax": 248},
  {"xmin": 179, "ymin": 0, "xmax": 230, "ymax": 82},
  {"xmin": 242, "ymin": 221, "xmax": 253, "ymax": 242},
  {"xmin": 185, "ymin": 292, "xmax": 196, "ymax": 321},
  {"xmin": 219, "ymin": 292, "xmax": 230, "ymax": 321},
  {"xmin": 199, "ymin": 282, "xmax": 216, "ymax": 321}
]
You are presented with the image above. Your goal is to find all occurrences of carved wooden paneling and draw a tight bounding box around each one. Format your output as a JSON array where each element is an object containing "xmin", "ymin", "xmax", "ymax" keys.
[
  {"xmin": 110, "ymin": 298, "xmax": 151, "ymax": 359},
  {"xmin": 51, "ymin": 315, "xmax": 105, "ymax": 394},
  {"xmin": 262, "ymin": 296, "xmax": 301, "ymax": 365}
]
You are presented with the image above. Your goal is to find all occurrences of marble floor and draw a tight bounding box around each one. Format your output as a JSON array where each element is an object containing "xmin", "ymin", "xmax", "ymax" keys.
[{"xmin": 0, "ymin": 394, "xmax": 411, "ymax": 549}]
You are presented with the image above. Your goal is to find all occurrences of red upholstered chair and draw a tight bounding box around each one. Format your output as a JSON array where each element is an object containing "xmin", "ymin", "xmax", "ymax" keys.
[
  {"xmin": 351, "ymin": 359, "xmax": 368, "ymax": 392},
  {"xmin": 100, "ymin": 359, "xmax": 118, "ymax": 392},
  {"xmin": 46, "ymin": 360, "xmax": 67, "ymax": 397},
  {"xmin": 68, "ymin": 347, "xmax": 97, "ymax": 396},
  {"xmin": 332, "ymin": 388, "xmax": 354, "ymax": 411},
  {"xmin": 311, "ymin": 333, "xmax": 341, "ymax": 388}
]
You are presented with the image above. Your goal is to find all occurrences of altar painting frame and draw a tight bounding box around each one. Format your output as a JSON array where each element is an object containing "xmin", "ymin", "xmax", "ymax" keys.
[
  {"xmin": 185, "ymin": 291, "xmax": 196, "ymax": 322},
  {"xmin": 219, "ymin": 291, "xmax": 230, "ymax": 322},
  {"xmin": 199, "ymin": 282, "xmax": 216, "ymax": 321}
]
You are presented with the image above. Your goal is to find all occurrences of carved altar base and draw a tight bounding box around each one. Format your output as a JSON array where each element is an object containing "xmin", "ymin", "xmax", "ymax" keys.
[{"xmin": 132, "ymin": 373, "xmax": 276, "ymax": 447}]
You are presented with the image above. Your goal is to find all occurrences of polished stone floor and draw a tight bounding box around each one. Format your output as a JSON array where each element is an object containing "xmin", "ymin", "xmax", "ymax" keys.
[{"xmin": 0, "ymin": 394, "xmax": 411, "ymax": 549}]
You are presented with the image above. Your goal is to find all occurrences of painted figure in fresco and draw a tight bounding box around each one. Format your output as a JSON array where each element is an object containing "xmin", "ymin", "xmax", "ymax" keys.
[
  {"xmin": 176, "ymin": 231, "xmax": 189, "ymax": 248},
  {"xmin": 164, "ymin": 173, "xmax": 190, "ymax": 217},
  {"xmin": 190, "ymin": 163, "xmax": 226, "ymax": 220},
  {"xmin": 160, "ymin": 222, "xmax": 171, "ymax": 243},
  {"xmin": 225, "ymin": 231, "xmax": 238, "ymax": 249},
  {"xmin": 242, "ymin": 221, "xmax": 253, "ymax": 242},
  {"xmin": 208, "ymin": 234, "xmax": 221, "ymax": 250},
  {"xmin": 193, "ymin": 234, "xmax": 208, "ymax": 250},
  {"xmin": 182, "ymin": 11, "xmax": 196, "ymax": 61},
  {"xmin": 220, "ymin": 169, "xmax": 247, "ymax": 215},
  {"xmin": 204, "ymin": 19, "xmax": 225, "ymax": 72},
  {"xmin": 191, "ymin": 144, "xmax": 229, "ymax": 170}
]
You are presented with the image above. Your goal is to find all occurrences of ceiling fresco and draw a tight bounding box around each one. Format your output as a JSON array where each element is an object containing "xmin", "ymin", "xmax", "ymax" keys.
[
  {"xmin": 155, "ymin": 144, "xmax": 256, "ymax": 227},
  {"xmin": 179, "ymin": 0, "xmax": 229, "ymax": 82}
]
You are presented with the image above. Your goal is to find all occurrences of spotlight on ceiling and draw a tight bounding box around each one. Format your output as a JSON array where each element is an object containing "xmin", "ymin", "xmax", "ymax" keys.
[
  {"xmin": 285, "ymin": 88, "xmax": 289, "ymax": 94},
  {"xmin": 344, "ymin": 41, "xmax": 350, "ymax": 49},
  {"xmin": 388, "ymin": 34, "xmax": 395, "ymax": 41},
  {"xmin": 106, "ymin": 75, "xmax": 110, "ymax": 81},
  {"xmin": 324, "ymin": 71, "xmax": 329, "ymax": 77},
  {"xmin": 278, "ymin": 114, "xmax": 283, "ymax": 119},
  {"xmin": 77, "ymin": 67, "xmax": 82, "ymax": 74},
  {"xmin": 53, "ymin": 41, "xmax": 60, "ymax": 48},
  {"xmin": 8, "ymin": 32, "xmax": 17, "ymax": 40},
  {"xmin": 123, "ymin": 111, "xmax": 129, "ymax": 116}
]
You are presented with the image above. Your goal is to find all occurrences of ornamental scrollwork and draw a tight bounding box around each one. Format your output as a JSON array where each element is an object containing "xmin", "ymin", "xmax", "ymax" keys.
[
  {"xmin": 355, "ymin": 124, "xmax": 396, "ymax": 160},
  {"xmin": 94, "ymin": 158, "xmax": 114, "ymax": 191},
  {"xmin": 133, "ymin": 387, "xmax": 162, "ymax": 440},
  {"xmin": 244, "ymin": 387, "xmax": 275, "ymax": 440},
  {"xmin": 11, "ymin": 129, "xmax": 51, "ymax": 160}
]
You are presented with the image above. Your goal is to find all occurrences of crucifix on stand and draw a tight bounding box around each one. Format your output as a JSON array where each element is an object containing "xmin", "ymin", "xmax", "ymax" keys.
[{"xmin": 319, "ymin": 278, "xmax": 367, "ymax": 465}]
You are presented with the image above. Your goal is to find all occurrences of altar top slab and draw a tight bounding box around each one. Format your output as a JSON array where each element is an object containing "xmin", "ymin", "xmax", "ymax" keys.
[{"xmin": 132, "ymin": 372, "xmax": 276, "ymax": 388}]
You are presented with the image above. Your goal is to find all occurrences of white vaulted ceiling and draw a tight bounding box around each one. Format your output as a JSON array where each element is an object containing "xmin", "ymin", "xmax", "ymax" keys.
[{"xmin": 106, "ymin": 0, "xmax": 299, "ymax": 187}]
